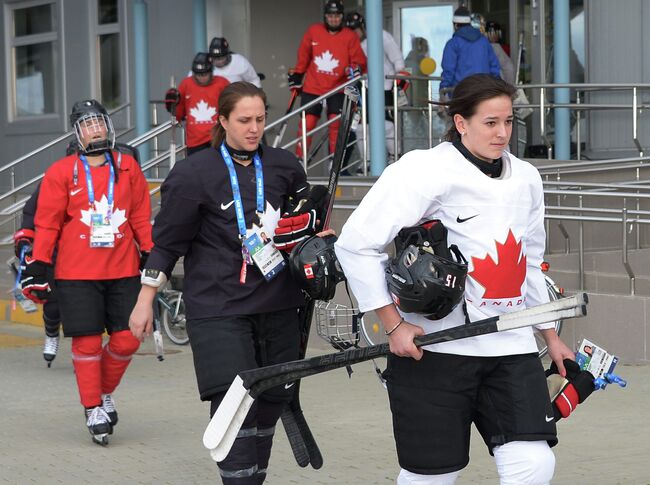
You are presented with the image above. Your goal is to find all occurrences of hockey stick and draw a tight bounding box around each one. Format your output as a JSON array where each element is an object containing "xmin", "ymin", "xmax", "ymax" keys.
[
  {"xmin": 206, "ymin": 293, "xmax": 588, "ymax": 461},
  {"xmin": 279, "ymin": 85, "xmax": 360, "ymax": 468},
  {"xmin": 272, "ymin": 89, "xmax": 300, "ymax": 148}
]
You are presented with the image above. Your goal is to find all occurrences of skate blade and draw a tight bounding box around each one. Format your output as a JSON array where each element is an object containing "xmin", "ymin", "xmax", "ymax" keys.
[{"xmin": 91, "ymin": 433, "xmax": 109, "ymax": 446}]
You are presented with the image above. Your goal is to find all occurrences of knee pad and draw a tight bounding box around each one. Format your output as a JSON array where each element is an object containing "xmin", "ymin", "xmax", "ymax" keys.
[
  {"xmin": 397, "ymin": 468, "xmax": 460, "ymax": 485},
  {"xmin": 107, "ymin": 329, "xmax": 140, "ymax": 356},
  {"xmin": 71, "ymin": 335, "xmax": 103, "ymax": 358},
  {"xmin": 494, "ymin": 441, "xmax": 555, "ymax": 485}
]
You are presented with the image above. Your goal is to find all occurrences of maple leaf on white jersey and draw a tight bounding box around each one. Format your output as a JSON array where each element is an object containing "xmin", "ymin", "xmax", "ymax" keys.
[
  {"xmin": 314, "ymin": 50, "xmax": 339, "ymax": 74},
  {"xmin": 80, "ymin": 195, "xmax": 127, "ymax": 233},
  {"xmin": 190, "ymin": 100, "xmax": 217, "ymax": 123}
]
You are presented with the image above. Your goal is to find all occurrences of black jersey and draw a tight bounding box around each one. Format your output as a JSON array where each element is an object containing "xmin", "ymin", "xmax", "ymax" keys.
[{"xmin": 147, "ymin": 144, "xmax": 307, "ymax": 319}]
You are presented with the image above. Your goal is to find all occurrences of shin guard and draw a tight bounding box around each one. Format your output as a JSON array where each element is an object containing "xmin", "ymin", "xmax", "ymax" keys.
[
  {"xmin": 296, "ymin": 114, "xmax": 319, "ymax": 159},
  {"xmin": 71, "ymin": 335, "xmax": 103, "ymax": 408},
  {"xmin": 101, "ymin": 330, "xmax": 140, "ymax": 395}
]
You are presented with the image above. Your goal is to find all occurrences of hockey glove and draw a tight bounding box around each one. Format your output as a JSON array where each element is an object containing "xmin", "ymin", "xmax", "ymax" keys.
[
  {"xmin": 20, "ymin": 257, "xmax": 52, "ymax": 304},
  {"xmin": 546, "ymin": 359, "xmax": 596, "ymax": 421},
  {"xmin": 13, "ymin": 228, "xmax": 35, "ymax": 258},
  {"xmin": 347, "ymin": 64, "xmax": 362, "ymax": 80},
  {"xmin": 274, "ymin": 185, "xmax": 328, "ymax": 252},
  {"xmin": 288, "ymin": 71, "xmax": 304, "ymax": 91},
  {"xmin": 397, "ymin": 70, "xmax": 411, "ymax": 92},
  {"xmin": 164, "ymin": 88, "xmax": 181, "ymax": 113}
]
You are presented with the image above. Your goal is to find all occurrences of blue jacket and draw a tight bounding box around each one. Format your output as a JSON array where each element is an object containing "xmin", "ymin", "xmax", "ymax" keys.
[{"xmin": 440, "ymin": 26, "xmax": 501, "ymax": 90}]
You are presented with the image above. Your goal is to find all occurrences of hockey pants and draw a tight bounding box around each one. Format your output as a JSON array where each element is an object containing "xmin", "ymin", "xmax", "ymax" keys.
[
  {"xmin": 211, "ymin": 396, "xmax": 285, "ymax": 485},
  {"xmin": 71, "ymin": 330, "xmax": 140, "ymax": 408}
]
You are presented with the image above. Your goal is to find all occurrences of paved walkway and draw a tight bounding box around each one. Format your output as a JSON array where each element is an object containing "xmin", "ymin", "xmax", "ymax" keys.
[{"xmin": 0, "ymin": 320, "xmax": 648, "ymax": 484}]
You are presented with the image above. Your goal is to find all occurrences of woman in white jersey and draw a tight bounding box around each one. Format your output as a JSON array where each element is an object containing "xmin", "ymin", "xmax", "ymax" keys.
[{"xmin": 335, "ymin": 74, "xmax": 575, "ymax": 485}]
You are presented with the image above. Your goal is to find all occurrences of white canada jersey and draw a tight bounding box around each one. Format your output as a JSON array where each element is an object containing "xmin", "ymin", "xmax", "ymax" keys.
[
  {"xmin": 187, "ymin": 53, "xmax": 261, "ymax": 87},
  {"xmin": 361, "ymin": 30, "xmax": 405, "ymax": 91},
  {"xmin": 335, "ymin": 142, "xmax": 553, "ymax": 357}
]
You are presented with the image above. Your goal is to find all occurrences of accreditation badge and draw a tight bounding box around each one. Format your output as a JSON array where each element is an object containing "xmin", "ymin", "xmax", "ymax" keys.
[
  {"xmin": 243, "ymin": 228, "xmax": 286, "ymax": 282},
  {"xmin": 89, "ymin": 211, "xmax": 115, "ymax": 248}
]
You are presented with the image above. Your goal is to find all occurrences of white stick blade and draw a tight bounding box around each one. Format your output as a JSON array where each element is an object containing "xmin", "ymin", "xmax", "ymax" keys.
[
  {"xmin": 498, "ymin": 293, "xmax": 587, "ymax": 324},
  {"xmin": 203, "ymin": 376, "xmax": 249, "ymax": 449},
  {"xmin": 209, "ymin": 394, "xmax": 255, "ymax": 462}
]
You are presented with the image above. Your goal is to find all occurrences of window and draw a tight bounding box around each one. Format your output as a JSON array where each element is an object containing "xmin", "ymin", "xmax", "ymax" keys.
[
  {"xmin": 95, "ymin": 0, "xmax": 122, "ymax": 108},
  {"xmin": 9, "ymin": 2, "xmax": 58, "ymax": 118}
]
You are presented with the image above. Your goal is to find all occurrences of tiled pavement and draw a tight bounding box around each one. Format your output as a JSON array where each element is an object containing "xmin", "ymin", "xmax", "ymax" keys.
[{"xmin": 0, "ymin": 320, "xmax": 648, "ymax": 484}]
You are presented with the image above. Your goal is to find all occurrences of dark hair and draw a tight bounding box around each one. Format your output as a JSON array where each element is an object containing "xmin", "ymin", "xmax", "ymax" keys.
[
  {"xmin": 437, "ymin": 74, "xmax": 516, "ymax": 142},
  {"xmin": 211, "ymin": 82, "xmax": 268, "ymax": 147}
]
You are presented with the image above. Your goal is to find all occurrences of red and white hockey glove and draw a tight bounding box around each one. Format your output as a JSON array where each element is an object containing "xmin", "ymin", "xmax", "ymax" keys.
[
  {"xmin": 274, "ymin": 185, "xmax": 327, "ymax": 252},
  {"xmin": 13, "ymin": 228, "xmax": 35, "ymax": 258},
  {"xmin": 546, "ymin": 359, "xmax": 595, "ymax": 421},
  {"xmin": 164, "ymin": 88, "xmax": 181, "ymax": 113},
  {"xmin": 20, "ymin": 257, "xmax": 52, "ymax": 304}
]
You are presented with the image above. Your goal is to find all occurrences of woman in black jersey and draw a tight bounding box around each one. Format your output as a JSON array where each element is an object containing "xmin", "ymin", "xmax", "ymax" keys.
[{"xmin": 129, "ymin": 82, "xmax": 324, "ymax": 484}]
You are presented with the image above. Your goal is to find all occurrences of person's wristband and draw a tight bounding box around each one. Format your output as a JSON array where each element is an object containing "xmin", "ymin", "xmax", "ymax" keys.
[{"xmin": 385, "ymin": 317, "xmax": 405, "ymax": 336}]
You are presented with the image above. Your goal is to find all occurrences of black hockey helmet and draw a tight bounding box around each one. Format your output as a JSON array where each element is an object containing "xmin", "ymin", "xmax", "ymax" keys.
[
  {"xmin": 209, "ymin": 37, "xmax": 232, "ymax": 67},
  {"xmin": 192, "ymin": 52, "xmax": 212, "ymax": 75},
  {"xmin": 345, "ymin": 11, "xmax": 365, "ymax": 31},
  {"xmin": 289, "ymin": 234, "xmax": 346, "ymax": 301},
  {"xmin": 386, "ymin": 220, "xmax": 468, "ymax": 320},
  {"xmin": 323, "ymin": 0, "xmax": 344, "ymax": 32},
  {"xmin": 69, "ymin": 99, "xmax": 115, "ymax": 155}
]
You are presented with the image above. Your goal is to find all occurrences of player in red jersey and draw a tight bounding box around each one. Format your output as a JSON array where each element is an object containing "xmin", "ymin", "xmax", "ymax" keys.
[{"xmin": 22, "ymin": 99, "xmax": 153, "ymax": 445}]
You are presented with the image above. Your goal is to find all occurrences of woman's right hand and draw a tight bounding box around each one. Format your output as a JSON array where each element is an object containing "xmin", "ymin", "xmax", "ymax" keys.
[
  {"xmin": 129, "ymin": 289, "xmax": 156, "ymax": 341},
  {"xmin": 388, "ymin": 320, "xmax": 425, "ymax": 360}
]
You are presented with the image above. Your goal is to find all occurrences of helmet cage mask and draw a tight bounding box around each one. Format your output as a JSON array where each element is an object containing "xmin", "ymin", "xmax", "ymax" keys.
[
  {"xmin": 73, "ymin": 112, "xmax": 115, "ymax": 156},
  {"xmin": 323, "ymin": 0, "xmax": 344, "ymax": 32},
  {"xmin": 209, "ymin": 37, "xmax": 232, "ymax": 67}
]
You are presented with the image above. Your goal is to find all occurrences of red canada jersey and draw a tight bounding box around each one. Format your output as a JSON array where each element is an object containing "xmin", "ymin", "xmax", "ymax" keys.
[
  {"xmin": 33, "ymin": 152, "xmax": 153, "ymax": 280},
  {"xmin": 175, "ymin": 75, "xmax": 230, "ymax": 148},
  {"xmin": 294, "ymin": 23, "xmax": 367, "ymax": 95}
]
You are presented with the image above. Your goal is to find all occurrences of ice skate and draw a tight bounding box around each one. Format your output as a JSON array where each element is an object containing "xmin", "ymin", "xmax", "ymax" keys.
[
  {"xmin": 101, "ymin": 393, "xmax": 118, "ymax": 429},
  {"xmin": 85, "ymin": 406, "xmax": 112, "ymax": 446},
  {"xmin": 43, "ymin": 334, "xmax": 59, "ymax": 368}
]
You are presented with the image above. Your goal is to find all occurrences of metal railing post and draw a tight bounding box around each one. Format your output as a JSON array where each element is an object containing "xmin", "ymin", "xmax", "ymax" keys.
[
  {"xmin": 576, "ymin": 91, "xmax": 581, "ymax": 160},
  {"xmin": 622, "ymin": 200, "xmax": 636, "ymax": 295},
  {"xmin": 361, "ymin": 78, "xmax": 368, "ymax": 175},
  {"xmin": 300, "ymin": 112, "xmax": 308, "ymax": 172},
  {"xmin": 393, "ymin": 79, "xmax": 399, "ymax": 160},
  {"xmin": 578, "ymin": 194, "xmax": 585, "ymax": 290}
]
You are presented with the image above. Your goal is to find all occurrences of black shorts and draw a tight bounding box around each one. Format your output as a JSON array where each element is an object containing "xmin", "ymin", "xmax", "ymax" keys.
[
  {"xmin": 186, "ymin": 307, "xmax": 302, "ymax": 401},
  {"xmin": 301, "ymin": 91, "xmax": 344, "ymax": 117},
  {"xmin": 384, "ymin": 352, "xmax": 557, "ymax": 475},
  {"xmin": 56, "ymin": 277, "xmax": 140, "ymax": 337}
]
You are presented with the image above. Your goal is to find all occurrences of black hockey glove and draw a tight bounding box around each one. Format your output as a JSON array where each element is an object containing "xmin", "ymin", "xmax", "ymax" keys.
[
  {"xmin": 274, "ymin": 185, "xmax": 328, "ymax": 252},
  {"xmin": 288, "ymin": 71, "xmax": 304, "ymax": 91},
  {"xmin": 20, "ymin": 257, "xmax": 52, "ymax": 304},
  {"xmin": 397, "ymin": 70, "xmax": 411, "ymax": 92},
  {"xmin": 13, "ymin": 228, "xmax": 35, "ymax": 258},
  {"xmin": 139, "ymin": 251, "xmax": 150, "ymax": 272},
  {"xmin": 165, "ymin": 88, "xmax": 181, "ymax": 113},
  {"xmin": 546, "ymin": 359, "xmax": 595, "ymax": 421}
]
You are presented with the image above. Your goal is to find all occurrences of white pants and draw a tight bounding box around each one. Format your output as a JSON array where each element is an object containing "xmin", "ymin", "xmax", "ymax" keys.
[
  {"xmin": 396, "ymin": 441, "xmax": 555, "ymax": 485},
  {"xmin": 354, "ymin": 119, "xmax": 396, "ymax": 161}
]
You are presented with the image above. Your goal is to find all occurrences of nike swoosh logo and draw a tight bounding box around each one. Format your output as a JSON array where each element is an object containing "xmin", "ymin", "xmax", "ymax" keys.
[
  {"xmin": 456, "ymin": 214, "xmax": 479, "ymax": 223},
  {"xmin": 284, "ymin": 382, "xmax": 295, "ymax": 389},
  {"xmin": 311, "ymin": 42, "xmax": 319, "ymax": 46},
  {"xmin": 545, "ymin": 415, "xmax": 554, "ymax": 422},
  {"xmin": 220, "ymin": 200, "xmax": 235, "ymax": 210},
  {"xmin": 70, "ymin": 188, "xmax": 83, "ymax": 196}
]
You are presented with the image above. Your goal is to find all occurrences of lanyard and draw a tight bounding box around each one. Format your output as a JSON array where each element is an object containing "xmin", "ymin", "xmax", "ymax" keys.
[
  {"xmin": 220, "ymin": 143, "xmax": 264, "ymax": 239},
  {"xmin": 80, "ymin": 153, "xmax": 114, "ymax": 212}
]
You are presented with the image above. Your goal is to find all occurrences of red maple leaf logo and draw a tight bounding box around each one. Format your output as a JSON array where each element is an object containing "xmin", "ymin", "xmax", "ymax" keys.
[{"xmin": 469, "ymin": 230, "xmax": 527, "ymax": 299}]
